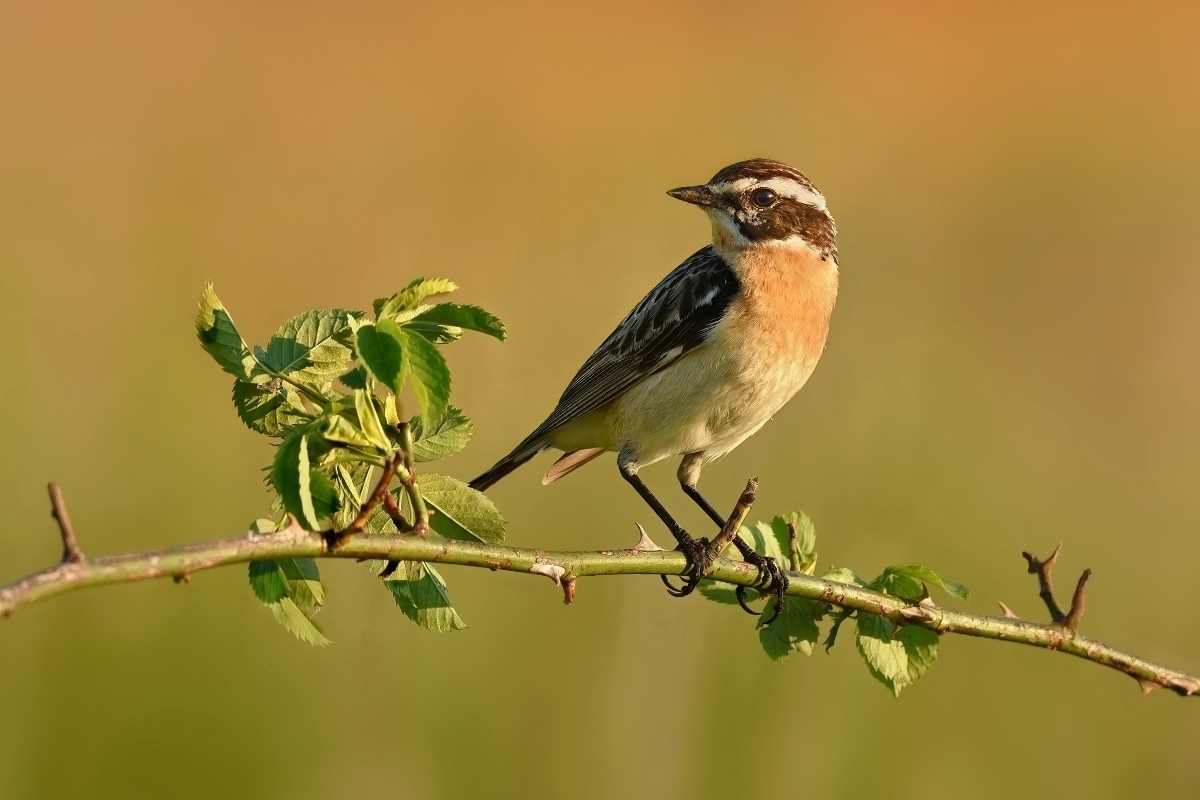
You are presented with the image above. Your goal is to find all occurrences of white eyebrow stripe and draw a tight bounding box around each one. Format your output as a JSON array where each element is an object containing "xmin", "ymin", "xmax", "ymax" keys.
[{"xmin": 719, "ymin": 177, "xmax": 828, "ymax": 213}]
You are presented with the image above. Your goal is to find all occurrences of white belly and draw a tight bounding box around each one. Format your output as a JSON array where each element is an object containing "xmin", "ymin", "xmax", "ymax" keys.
[{"xmin": 608, "ymin": 338, "xmax": 820, "ymax": 467}]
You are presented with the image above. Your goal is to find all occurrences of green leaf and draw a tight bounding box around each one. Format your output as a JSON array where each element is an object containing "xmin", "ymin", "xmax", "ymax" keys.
[
  {"xmin": 409, "ymin": 407, "xmax": 473, "ymax": 462},
  {"xmin": 855, "ymin": 615, "xmax": 939, "ymax": 696},
  {"xmin": 400, "ymin": 327, "xmax": 451, "ymax": 425},
  {"xmin": 372, "ymin": 560, "xmax": 466, "ymax": 633},
  {"xmin": 272, "ymin": 432, "xmax": 323, "ymax": 530},
  {"xmin": 419, "ymin": 473, "xmax": 506, "ymax": 544},
  {"xmin": 267, "ymin": 597, "xmax": 333, "ymax": 646},
  {"xmin": 697, "ymin": 579, "xmax": 742, "ymax": 605},
  {"xmin": 736, "ymin": 521, "xmax": 788, "ymax": 565},
  {"xmin": 873, "ymin": 565, "xmax": 970, "ymax": 601},
  {"xmin": 331, "ymin": 462, "xmax": 372, "ymax": 531},
  {"xmin": 758, "ymin": 597, "xmax": 820, "ymax": 661},
  {"xmin": 195, "ymin": 282, "xmax": 257, "ymax": 380},
  {"xmin": 354, "ymin": 319, "xmax": 407, "ymax": 395},
  {"xmin": 231, "ymin": 379, "xmax": 307, "ymax": 437},
  {"xmin": 257, "ymin": 309, "xmax": 357, "ymax": 386},
  {"xmin": 247, "ymin": 557, "xmax": 331, "ymax": 646},
  {"xmin": 248, "ymin": 557, "xmax": 325, "ymax": 609},
  {"xmin": 339, "ymin": 366, "xmax": 368, "ymax": 390},
  {"xmin": 782, "ymin": 511, "xmax": 818, "ymax": 573},
  {"xmin": 320, "ymin": 414, "xmax": 378, "ymax": 451},
  {"xmin": 356, "ymin": 390, "xmax": 393, "ymax": 451},
  {"xmin": 309, "ymin": 469, "xmax": 340, "ymax": 522},
  {"xmin": 409, "ymin": 303, "xmax": 507, "ymax": 341},
  {"xmin": 374, "ymin": 277, "xmax": 459, "ymax": 319}
]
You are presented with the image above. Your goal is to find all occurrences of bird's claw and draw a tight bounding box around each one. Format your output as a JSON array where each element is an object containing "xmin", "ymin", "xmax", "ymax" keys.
[
  {"xmin": 734, "ymin": 552, "xmax": 790, "ymax": 625},
  {"xmin": 660, "ymin": 530, "xmax": 717, "ymax": 598}
]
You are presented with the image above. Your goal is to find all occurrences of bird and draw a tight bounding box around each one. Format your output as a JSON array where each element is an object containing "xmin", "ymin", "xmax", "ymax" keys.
[{"xmin": 470, "ymin": 158, "xmax": 839, "ymax": 619}]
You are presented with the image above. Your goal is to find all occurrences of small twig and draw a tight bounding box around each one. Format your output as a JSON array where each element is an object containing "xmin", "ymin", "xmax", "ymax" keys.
[
  {"xmin": 47, "ymin": 483, "xmax": 84, "ymax": 564},
  {"xmin": 1063, "ymin": 569, "xmax": 1092, "ymax": 633},
  {"xmin": 344, "ymin": 453, "xmax": 401, "ymax": 535},
  {"xmin": 786, "ymin": 519, "xmax": 801, "ymax": 572},
  {"xmin": 711, "ymin": 478, "xmax": 759, "ymax": 554},
  {"xmin": 1022, "ymin": 543, "xmax": 1067, "ymax": 623}
]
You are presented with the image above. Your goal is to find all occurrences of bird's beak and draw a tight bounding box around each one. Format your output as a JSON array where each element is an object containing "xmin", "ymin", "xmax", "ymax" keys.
[{"xmin": 667, "ymin": 185, "xmax": 721, "ymax": 208}]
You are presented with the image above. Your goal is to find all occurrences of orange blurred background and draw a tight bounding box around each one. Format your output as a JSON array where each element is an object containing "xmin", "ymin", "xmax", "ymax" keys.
[{"xmin": 2, "ymin": 2, "xmax": 1198, "ymax": 797}]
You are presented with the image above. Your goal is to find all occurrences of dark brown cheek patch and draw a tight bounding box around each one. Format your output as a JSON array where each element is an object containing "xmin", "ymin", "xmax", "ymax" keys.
[{"xmin": 738, "ymin": 199, "xmax": 837, "ymax": 260}]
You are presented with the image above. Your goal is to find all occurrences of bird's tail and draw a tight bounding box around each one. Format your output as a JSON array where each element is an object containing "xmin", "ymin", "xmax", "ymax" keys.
[{"xmin": 469, "ymin": 441, "xmax": 546, "ymax": 491}]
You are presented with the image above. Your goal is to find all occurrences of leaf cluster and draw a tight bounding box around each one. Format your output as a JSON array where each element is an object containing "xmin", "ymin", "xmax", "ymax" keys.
[
  {"xmin": 700, "ymin": 513, "xmax": 970, "ymax": 696},
  {"xmin": 196, "ymin": 278, "xmax": 505, "ymax": 644}
]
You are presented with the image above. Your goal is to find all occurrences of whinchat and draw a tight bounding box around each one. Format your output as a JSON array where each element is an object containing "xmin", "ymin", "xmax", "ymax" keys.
[{"xmin": 472, "ymin": 159, "xmax": 838, "ymax": 617}]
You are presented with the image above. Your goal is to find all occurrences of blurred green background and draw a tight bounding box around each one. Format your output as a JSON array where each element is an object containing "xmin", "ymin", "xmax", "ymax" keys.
[{"xmin": 2, "ymin": 1, "xmax": 1198, "ymax": 797}]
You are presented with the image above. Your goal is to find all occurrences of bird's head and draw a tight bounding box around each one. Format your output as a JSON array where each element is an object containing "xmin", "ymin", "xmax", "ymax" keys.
[{"xmin": 668, "ymin": 159, "xmax": 836, "ymax": 261}]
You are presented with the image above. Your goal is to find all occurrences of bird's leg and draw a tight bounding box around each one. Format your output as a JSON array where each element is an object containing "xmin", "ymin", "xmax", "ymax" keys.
[
  {"xmin": 618, "ymin": 457, "xmax": 715, "ymax": 597},
  {"xmin": 677, "ymin": 456, "xmax": 789, "ymax": 625}
]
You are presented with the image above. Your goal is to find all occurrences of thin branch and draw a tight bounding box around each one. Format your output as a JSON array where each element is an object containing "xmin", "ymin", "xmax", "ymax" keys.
[
  {"xmin": 2, "ymin": 499, "xmax": 1196, "ymax": 697},
  {"xmin": 47, "ymin": 483, "xmax": 84, "ymax": 564},
  {"xmin": 711, "ymin": 478, "xmax": 758, "ymax": 554}
]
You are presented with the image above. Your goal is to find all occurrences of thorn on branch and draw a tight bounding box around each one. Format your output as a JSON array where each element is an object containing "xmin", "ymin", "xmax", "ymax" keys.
[
  {"xmin": 173, "ymin": 573, "xmax": 190, "ymax": 584},
  {"xmin": 380, "ymin": 559, "xmax": 400, "ymax": 579},
  {"xmin": 562, "ymin": 575, "xmax": 577, "ymax": 605},
  {"xmin": 47, "ymin": 483, "xmax": 84, "ymax": 564},
  {"xmin": 530, "ymin": 560, "xmax": 566, "ymax": 588},
  {"xmin": 631, "ymin": 524, "xmax": 664, "ymax": 553},
  {"xmin": 997, "ymin": 601, "xmax": 1019, "ymax": 619},
  {"xmin": 1021, "ymin": 543, "xmax": 1091, "ymax": 632}
]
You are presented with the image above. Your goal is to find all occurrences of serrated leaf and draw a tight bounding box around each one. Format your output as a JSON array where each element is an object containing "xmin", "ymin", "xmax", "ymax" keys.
[
  {"xmin": 374, "ymin": 277, "xmax": 459, "ymax": 319},
  {"xmin": 410, "ymin": 303, "xmax": 507, "ymax": 341},
  {"xmin": 356, "ymin": 391, "xmax": 393, "ymax": 451},
  {"xmin": 320, "ymin": 414, "xmax": 378, "ymax": 451},
  {"xmin": 408, "ymin": 407, "xmax": 473, "ymax": 461},
  {"xmin": 823, "ymin": 566, "xmax": 868, "ymax": 587},
  {"xmin": 248, "ymin": 557, "xmax": 325, "ymax": 609},
  {"xmin": 697, "ymin": 579, "xmax": 743, "ymax": 605},
  {"xmin": 195, "ymin": 282, "xmax": 257, "ymax": 380},
  {"xmin": 272, "ymin": 432, "xmax": 324, "ymax": 530},
  {"xmin": 267, "ymin": 597, "xmax": 333, "ymax": 646},
  {"xmin": 339, "ymin": 366, "xmax": 368, "ymax": 390},
  {"xmin": 855, "ymin": 614, "xmax": 938, "ymax": 696},
  {"xmin": 231, "ymin": 379, "xmax": 307, "ymax": 437},
  {"xmin": 873, "ymin": 565, "xmax": 970, "ymax": 601},
  {"xmin": 776, "ymin": 511, "xmax": 817, "ymax": 572},
  {"xmin": 331, "ymin": 462, "xmax": 372, "ymax": 530},
  {"xmin": 257, "ymin": 309, "xmax": 356, "ymax": 385},
  {"xmin": 373, "ymin": 560, "xmax": 466, "ymax": 633},
  {"xmin": 309, "ymin": 469, "xmax": 340, "ymax": 522},
  {"xmin": 758, "ymin": 597, "xmax": 820, "ymax": 661},
  {"xmin": 355, "ymin": 319, "xmax": 407, "ymax": 395},
  {"xmin": 419, "ymin": 473, "xmax": 505, "ymax": 544},
  {"xmin": 737, "ymin": 521, "xmax": 788, "ymax": 564},
  {"xmin": 856, "ymin": 615, "xmax": 907, "ymax": 695},
  {"xmin": 400, "ymin": 327, "xmax": 451, "ymax": 425},
  {"xmin": 403, "ymin": 321, "xmax": 463, "ymax": 345}
]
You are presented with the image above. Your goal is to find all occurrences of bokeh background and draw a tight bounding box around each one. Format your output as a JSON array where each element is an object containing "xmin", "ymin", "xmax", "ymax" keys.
[{"xmin": 2, "ymin": 2, "xmax": 1198, "ymax": 797}]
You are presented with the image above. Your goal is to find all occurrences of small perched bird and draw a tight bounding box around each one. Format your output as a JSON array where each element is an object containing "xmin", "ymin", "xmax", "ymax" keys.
[{"xmin": 471, "ymin": 159, "xmax": 839, "ymax": 617}]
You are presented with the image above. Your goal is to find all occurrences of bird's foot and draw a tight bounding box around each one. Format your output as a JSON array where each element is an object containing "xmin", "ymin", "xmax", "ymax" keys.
[
  {"xmin": 734, "ymin": 547, "xmax": 790, "ymax": 625},
  {"xmin": 660, "ymin": 529, "xmax": 718, "ymax": 598}
]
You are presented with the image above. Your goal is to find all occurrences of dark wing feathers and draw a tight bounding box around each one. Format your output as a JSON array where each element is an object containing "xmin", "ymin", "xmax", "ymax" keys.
[{"xmin": 522, "ymin": 246, "xmax": 739, "ymax": 445}]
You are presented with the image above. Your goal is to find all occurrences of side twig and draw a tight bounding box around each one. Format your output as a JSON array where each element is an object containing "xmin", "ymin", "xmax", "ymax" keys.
[{"xmin": 48, "ymin": 483, "xmax": 84, "ymax": 564}]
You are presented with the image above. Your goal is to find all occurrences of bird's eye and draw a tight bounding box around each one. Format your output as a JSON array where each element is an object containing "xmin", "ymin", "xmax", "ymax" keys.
[{"xmin": 750, "ymin": 187, "xmax": 777, "ymax": 208}]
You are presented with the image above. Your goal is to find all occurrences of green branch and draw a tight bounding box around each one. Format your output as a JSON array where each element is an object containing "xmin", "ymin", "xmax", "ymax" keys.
[{"xmin": 3, "ymin": 484, "xmax": 1196, "ymax": 698}]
